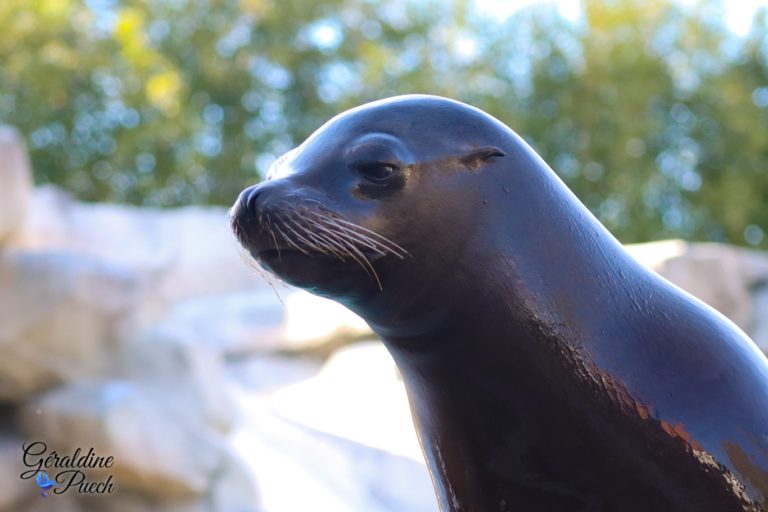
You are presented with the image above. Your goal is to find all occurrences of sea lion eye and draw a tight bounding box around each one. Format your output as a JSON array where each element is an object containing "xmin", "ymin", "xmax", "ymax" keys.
[{"xmin": 355, "ymin": 161, "xmax": 398, "ymax": 183}]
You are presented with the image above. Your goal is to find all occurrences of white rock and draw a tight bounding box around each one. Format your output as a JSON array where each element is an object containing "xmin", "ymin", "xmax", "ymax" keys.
[
  {"xmin": 18, "ymin": 380, "xmax": 230, "ymax": 499},
  {"xmin": 270, "ymin": 342, "xmax": 420, "ymax": 460},
  {"xmin": 226, "ymin": 355, "xmax": 322, "ymax": 393},
  {"xmin": 75, "ymin": 493, "xmax": 206, "ymax": 512},
  {"xmin": 282, "ymin": 291, "xmax": 371, "ymax": 351},
  {"xmin": 0, "ymin": 127, "xmax": 32, "ymax": 244},
  {"xmin": 161, "ymin": 289, "xmax": 373, "ymax": 356},
  {"xmin": 16, "ymin": 494, "xmax": 81, "ymax": 512},
  {"xmin": 162, "ymin": 290, "xmax": 286, "ymax": 356},
  {"xmin": 72, "ymin": 452, "xmax": 261, "ymax": 512},
  {"xmin": 229, "ymin": 342, "xmax": 434, "ymax": 512},
  {"xmin": 11, "ymin": 186, "xmax": 271, "ymax": 304},
  {"xmin": 232, "ymin": 410, "xmax": 433, "ymax": 512},
  {"xmin": 208, "ymin": 448, "xmax": 263, "ymax": 512},
  {"xmin": 119, "ymin": 323, "xmax": 240, "ymax": 433},
  {"xmin": 0, "ymin": 250, "xmax": 151, "ymax": 400},
  {"xmin": 751, "ymin": 287, "xmax": 768, "ymax": 352},
  {"xmin": 0, "ymin": 436, "xmax": 31, "ymax": 510}
]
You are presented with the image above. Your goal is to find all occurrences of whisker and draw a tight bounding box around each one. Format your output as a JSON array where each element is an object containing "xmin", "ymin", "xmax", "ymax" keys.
[
  {"xmin": 314, "ymin": 219, "xmax": 389, "ymax": 257},
  {"xmin": 283, "ymin": 208, "xmax": 340, "ymax": 255},
  {"xmin": 232, "ymin": 197, "xmax": 404, "ymax": 293},
  {"xmin": 301, "ymin": 207, "xmax": 384, "ymax": 249},
  {"xmin": 273, "ymin": 220, "xmax": 309, "ymax": 256},
  {"xmin": 345, "ymin": 241, "xmax": 383, "ymax": 290},
  {"xmin": 297, "ymin": 220, "xmax": 349, "ymax": 261},
  {"xmin": 308, "ymin": 211, "xmax": 409, "ymax": 258},
  {"xmin": 265, "ymin": 217, "xmax": 282, "ymax": 259},
  {"xmin": 305, "ymin": 218, "xmax": 376, "ymax": 277},
  {"xmin": 282, "ymin": 216, "xmax": 326, "ymax": 253},
  {"xmin": 302, "ymin": 214, "xmax": 388, "ymax": 258},
  {"xmin": 234, "ymin": 238, "xmax": 285, "ymax": 304},
  {"xmin": 304, "ymin": 214, "xmax": 383, "ymax": 288},
  {"xmin": 330, "ymin": 217, "xmax": 410, "ymax": 257}
]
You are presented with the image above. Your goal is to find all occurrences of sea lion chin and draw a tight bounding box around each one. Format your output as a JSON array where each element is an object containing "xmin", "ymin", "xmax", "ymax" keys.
[{"xmin": 231, "ymin": 95, "xmax": 768, "ymax": 511}]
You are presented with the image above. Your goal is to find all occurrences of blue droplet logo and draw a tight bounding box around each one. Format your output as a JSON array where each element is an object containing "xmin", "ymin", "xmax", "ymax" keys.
[{"xmin": 35, "ymin": 471, "xmax": 56, "ymax": 497}]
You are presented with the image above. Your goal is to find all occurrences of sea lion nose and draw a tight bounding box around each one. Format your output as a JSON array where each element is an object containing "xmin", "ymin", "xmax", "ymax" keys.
[
  {"xmin": 235, "ymin": 183, "xmax": 268, "ymax": 219},
  {"xmin": 241, "ymin": 186, "xmax": 261, "ymax": 216},
  {"xmin": 235, "ymin": 179, "xmax": 289, "ymax": 220}
]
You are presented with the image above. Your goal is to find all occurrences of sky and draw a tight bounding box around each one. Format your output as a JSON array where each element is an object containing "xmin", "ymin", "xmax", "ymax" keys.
[{"xmin": 474, "ymin": 0, "xmax": 767, "ymax": 36}]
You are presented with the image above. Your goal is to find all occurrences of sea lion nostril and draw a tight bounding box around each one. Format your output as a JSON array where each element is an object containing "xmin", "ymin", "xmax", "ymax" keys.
[
  {"xmin": 235, "ymin": 185, "xmax": 262, "ymax": 217},
  {"xmin": 245, "ymin": 188, "xmax": 261, "ymax": 215}
]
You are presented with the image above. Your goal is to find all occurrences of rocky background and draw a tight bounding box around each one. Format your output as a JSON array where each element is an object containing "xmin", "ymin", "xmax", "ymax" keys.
[{"xmin": 1, "ymin": 127, "xmax": 767, "ymax": 512}]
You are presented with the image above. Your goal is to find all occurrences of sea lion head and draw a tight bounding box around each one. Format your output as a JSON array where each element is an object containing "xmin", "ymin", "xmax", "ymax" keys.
[{"xmin": 230, "ymin": 95, "xmax": 513, "ymax": 321}]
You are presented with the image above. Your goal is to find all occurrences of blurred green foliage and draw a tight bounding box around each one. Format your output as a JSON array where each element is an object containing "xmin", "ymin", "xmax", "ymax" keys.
[{"xmin": 1, "ymin": 0, "xmax": 767, "ymax": 247}]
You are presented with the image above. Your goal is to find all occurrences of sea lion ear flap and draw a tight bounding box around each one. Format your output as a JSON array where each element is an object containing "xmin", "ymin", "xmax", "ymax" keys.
[{"xmin": 459, "ymin": 146, "xmax": 506, "ymax": 170}]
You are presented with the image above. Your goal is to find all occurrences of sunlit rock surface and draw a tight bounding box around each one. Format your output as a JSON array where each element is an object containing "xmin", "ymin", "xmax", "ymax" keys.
[
  {"xmin": 117, "ymin": 323, "xmax": 240, "ymax": 433},
  {"xmin": 0, "ymin": 250, "xmax": 151, "ymax": 400},
  {"xmin": 158, "ymin": 290, "xmax": 286, "ymax": 356},
  {"xmin": 0, "ymin": 436, "xmax": 30, "ymax": 510},
  {"xmin": 0, "ymin": 127, "xmax": 32, "ymax": 244},
  {"xmin": 281, "ymin": 291, "xmax": 372, "ymax": 351},
  {"xmin": 18, "ymin": 380, "xmax": 249, "ymax": 501},
  {"xmin": 228, "ymin": 343, "xmax": 435, "ymax": 512},
  {"xmin": 9, "ymin": 186, "xmax": 264, "ymax": 305}
]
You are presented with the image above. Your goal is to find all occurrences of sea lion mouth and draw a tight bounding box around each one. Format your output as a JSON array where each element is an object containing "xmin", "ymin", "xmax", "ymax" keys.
[
  {"xmin": 256, "ymin": 248, "xmax": 386, "ymax": 263},
  {"xmin": 255, "ymin": 247, "xmax": 342, "ymax": 273}
]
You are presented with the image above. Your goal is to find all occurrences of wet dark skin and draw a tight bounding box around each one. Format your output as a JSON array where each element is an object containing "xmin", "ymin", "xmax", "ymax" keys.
[{"xmin": 230, "ymin": 95, "xmax": 768, "ymax": 511}]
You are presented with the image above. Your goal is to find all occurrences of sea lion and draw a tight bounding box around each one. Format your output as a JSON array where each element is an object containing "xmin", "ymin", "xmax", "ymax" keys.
[{"xmin": 230, "ymin": 95, "xmax": 768, "ymax": 511}]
